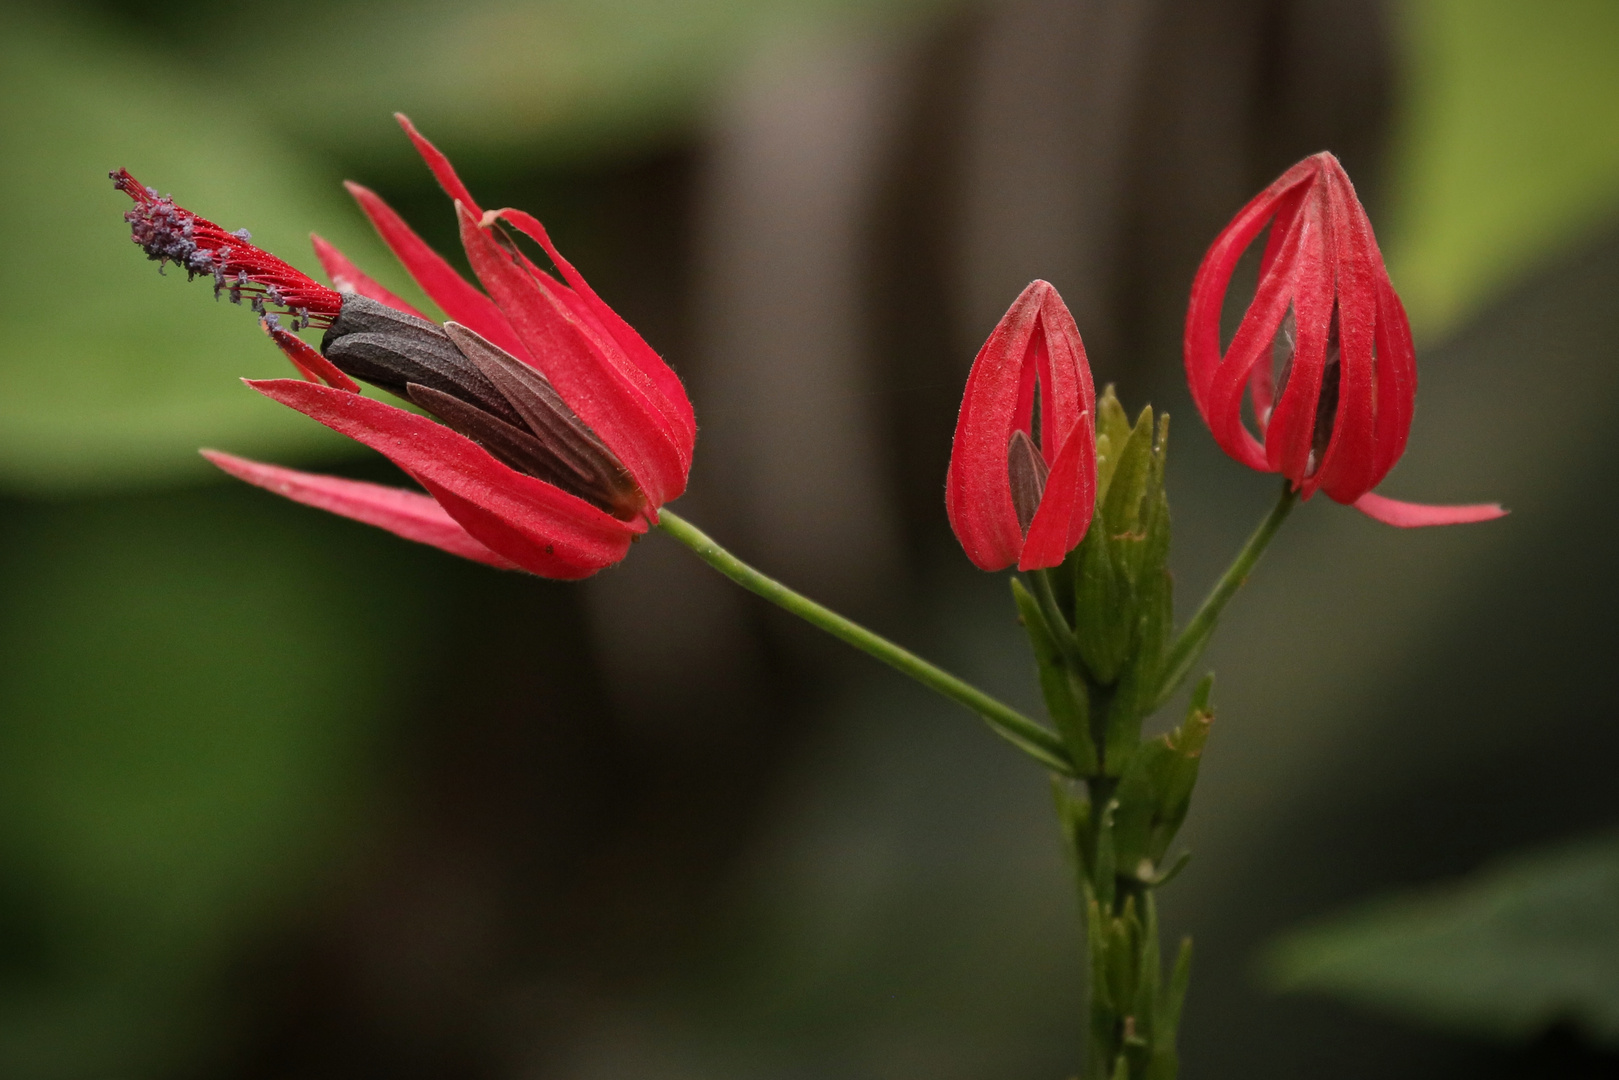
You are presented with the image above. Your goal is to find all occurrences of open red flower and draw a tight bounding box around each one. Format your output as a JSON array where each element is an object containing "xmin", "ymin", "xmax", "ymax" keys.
[
  {"xmin": 947, "ymin": 281, "xmax": 1097, "ymax": 571},
  {"xmin": 115, "ymin": 115, "xmax": 695, "ymax": 579},
  {"xmin": 1185, "ymin": 152, "xmax": 1503, "ymax": 527}
]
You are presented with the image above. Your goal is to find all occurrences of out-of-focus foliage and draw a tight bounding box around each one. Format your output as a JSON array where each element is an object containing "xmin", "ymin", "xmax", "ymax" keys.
[
  {"xmin": 230, "ymin": 0, "xmax": 962, "ymax": 165},
  {"xmin": 1386, "ymin": 0, "xmax": 1619, "ymax": 335},
  {"xmin": 0, "ymin": 488, "xmax": 434, "ymax": 1076},
  {"xmin": 0, "ymin": 10, "xmax": 419, "ymax": 492},
  {"xmin": 1264, "ymin": 834, "xmax": 1619, "ymax": 1046}
]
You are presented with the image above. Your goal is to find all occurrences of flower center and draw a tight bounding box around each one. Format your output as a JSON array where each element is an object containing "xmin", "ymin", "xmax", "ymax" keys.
[
  {"xmin": 1008, "ymin": 429, "xmax": 1049, "ymax": 534},
  {"xmin": 321, "ymin": 295, "xmax": 644, "ymax": 520}
]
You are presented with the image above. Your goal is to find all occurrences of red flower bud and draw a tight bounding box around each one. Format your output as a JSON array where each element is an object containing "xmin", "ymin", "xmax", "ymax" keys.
[
  {"xmin": 1184, "ymin": 153, "xmax": 1504, "ymax": 527},
  {"xmin": 947, "ymin": 281, "xmax": 1097, "ymax": 571}
]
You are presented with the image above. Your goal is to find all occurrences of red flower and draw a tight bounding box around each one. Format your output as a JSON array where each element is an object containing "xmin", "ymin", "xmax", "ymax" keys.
[
  {"xmin": 1184, "ymin": 153, "xmax": 1503, "ymax": 527},
  {"xmin": 947, "ymin": 281, "xmax": 1097, "ymax": 571},
  {"xmin": 115, "ymin": 115, "xmax": 695, "ymax": 579}
]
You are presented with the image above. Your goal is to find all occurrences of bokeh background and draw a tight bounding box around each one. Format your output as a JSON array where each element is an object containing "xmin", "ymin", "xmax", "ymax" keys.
[{"xmin": 2, "ymin": 0, "xmax": 1618, "ymax": 1076}]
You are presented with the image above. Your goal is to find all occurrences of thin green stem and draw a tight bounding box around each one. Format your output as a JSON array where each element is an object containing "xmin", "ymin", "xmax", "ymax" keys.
[
  {"xmin": 1155, "ymin": 479, "xmax": 1298, "ymax": 707},
  {"xmin": 655, "ymin": 509, "xmax": 1075, "ymax": 775}
]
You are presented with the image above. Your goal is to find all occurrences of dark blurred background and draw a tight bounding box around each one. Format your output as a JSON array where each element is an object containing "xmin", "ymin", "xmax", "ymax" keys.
[{"xmin": 2, "ymin": 0, "xmax": 1618, "ymax": 1076}]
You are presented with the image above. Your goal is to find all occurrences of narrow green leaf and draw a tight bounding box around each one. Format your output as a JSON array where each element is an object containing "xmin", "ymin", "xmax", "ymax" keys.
[{"xmin": 1014, "ymin": 579, "xmax": 1098, "ymax": 774}]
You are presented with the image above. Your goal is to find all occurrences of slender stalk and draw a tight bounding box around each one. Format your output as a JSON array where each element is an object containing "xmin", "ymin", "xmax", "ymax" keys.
[
  {"xmin": 655, "ymin": 509, "xmax": 1075, "ymax": 775},
  {"xmin": 1155, "ymin": 480, "xmax": 1298, "ymax": 706}
]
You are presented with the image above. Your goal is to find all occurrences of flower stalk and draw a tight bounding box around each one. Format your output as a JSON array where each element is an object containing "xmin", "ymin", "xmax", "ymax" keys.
[{"xmin": 654, "ymin": 509, "xmax": 1076, "ymax": 776}]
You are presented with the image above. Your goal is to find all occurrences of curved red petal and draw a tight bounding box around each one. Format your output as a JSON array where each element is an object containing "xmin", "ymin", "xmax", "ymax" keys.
[
  {"xmin": 493, "ymin": 208, "xmax": 697, "ymax": 468},
  {"xmin": 1313, "ymin": 169, "xmax": 1382, "ymax": 501},
  {"xmin": 1352, "ymin": 491, "xmax": 1507, "ymax": 527},
  {"xmin": 1185, "ymin": 160, "xmax": 1316, "ymax": 416},
  {"xmin": 945, "ymin": 282, "xmax": 1052, "ymax": 571},
  {"xmin": 1204, "ymin": 207, "xmax": 1312, "ymax": 474},
  {"xmin": 344, "ymin": 181, "xmax": 528, "ymax": 360},
  {"xmin": 1031, "ymin": 283, "xmax": 1094, "ymax": 461},
  {"xmin": 1263, "ymin": 192, "xmax": 1335, "ymax": 488},
  {"xmin": 263, "ymin": 322, "xmax": 360, "ymax": 392},
  {"xmin": 1018, "ymin": 413, "xmax": 1097, "ymax": 571},
  {"xmin": 395, "ymin": 113, "xmax": 481, "ymax": 219},
  {"xmin": 202, "ymin": 449, "xmax": 518, "ymax": 568},
  {"xmin": 1368, "ymin": 276, "xmax": 1417, "ymax": 486},
  {"xmin": 309, "ymin": 233, "xmax": 427, "ymax": 319},
  {"xmin": 246, "ymin": 378, "xmax": 643, "ymax": 577},
  {"xmin": 456, "ymin": 205, "xmax": 688, "ymax": 506}
]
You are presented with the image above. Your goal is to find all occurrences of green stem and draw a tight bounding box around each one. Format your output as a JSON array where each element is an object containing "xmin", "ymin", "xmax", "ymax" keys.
[
  {"xmin": 655, "ymin": 509, "xmax": 1075, "ymax": 775},
  {"xmin": 1155, "ymin": 480, "xmax": 1298, "ymax": 707}
]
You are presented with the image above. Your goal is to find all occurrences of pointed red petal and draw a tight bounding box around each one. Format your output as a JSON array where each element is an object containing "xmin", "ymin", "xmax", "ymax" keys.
[
  {"xmin": 1262, "ymin": 191, "xmax": 1336, "ymax": 487},
  {"xmin": 1352, "ymin": 491, "xmax": 1507, "ymax": 527},
  {"xmin": 202, "ymin": 450, "xmax": 518, "ymax": 568},
  {"xmin": 246, "ymin": 378, "xmax": 643, "ymax": 577},
  {"xmin": 1185, "ymin": 160, "xmax": 1316, "ymax": 415},
  {"xmin": 1018, "ymin": 413, "xmax": 1097, "ymax": 570},
  {"xmin": 344, "ymin": 181, "xmax": 528, "ymax": 359},
  {"xmin": 946, "ymin": 282, "xmax": 1049, "ymax": 571},
  {"xmin": 456, "ymin": 205, "xmax": 688, "ymax": 506},
  {"xmin": 263, "ymin": 322, "xmax": 361, "ymax": 392},
  {"xmin": 396, "ymin": 113, "xmax": 481, "ymax": 218},
  {"xmin": 493, "ymin": 208, "xmax": 697, "ymax": 468},
  {"xmin": 310, "ymin": 233, "xmax": 427, "ymax": 319}
]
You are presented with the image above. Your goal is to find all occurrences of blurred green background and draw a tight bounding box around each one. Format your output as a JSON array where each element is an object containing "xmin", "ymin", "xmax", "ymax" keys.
[{"xmin": 3, "ymin": 0, "xmax": 1619, "ymax": 1077}]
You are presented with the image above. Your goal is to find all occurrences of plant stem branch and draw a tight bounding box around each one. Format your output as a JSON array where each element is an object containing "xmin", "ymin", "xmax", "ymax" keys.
[
  {"xmin": 1155, "ymin": 479, "xmax": 1298, "ymax": 706},
  {"xmin": 655, "ymin": 509, "xmax": 1074, "ymax": 776}
]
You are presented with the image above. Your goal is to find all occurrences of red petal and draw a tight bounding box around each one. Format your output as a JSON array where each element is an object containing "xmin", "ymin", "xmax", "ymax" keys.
[
  {"xmin": 1312, "ymin": 167, "xmax": 1381, "ymax": 501},
  {"xmin": 1352, "ymin": 491, "xmax": 1508, "ymax": 527},
  {"xmin": 310, "ymin": 233, "xmax": 427, "ymax": 319},
  {"xmin": 202, "ymin": 450, "xmax": 518, "ymax": 568},
  {"xmin": 344, "ymin": 181, "xmax": 528, "ymax": 360},
  {"xmin": 1204, "ymin": 205, "xmax": 1311, "ymax": 473},
  {"xmin": 1018, "ymin": 413, "xmax": 1097, "ymax": 570},
  {"xmin": 946, "ymin": 282, "xmax": 1052, "ymax": 571},
  {"xmin": 1185, "ymin": 159, "xmax": 1316, "ymax": 415},
  {"xmin": 456, "ymin": 205, "xmax": 688, "ymax": 506},
  {"xmin": 247, "ymin": 378, "xmax": 643, "ymax": 577},
  {"xmin": 396, "ymin": 113, "xmax": 481, "ymax": 219},
  {"xmin": 1262, "ymin": 189, "xmax": 1335, "ymax": 487},
  {"xmin": 264, "ymin": 323, "xmax": 361, "ymax": 392},
  {"xmin": 493, "ymin": 208, "xmax": 697, "ymax": 469}
]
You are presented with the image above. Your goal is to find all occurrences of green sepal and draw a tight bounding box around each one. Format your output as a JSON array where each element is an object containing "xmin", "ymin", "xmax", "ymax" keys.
[
  {"xmin": 1147, "ymin": 676, "xmax": 1213, "ymax": 864},
  {"xmin": 1101, "ymin": 415, "xmax": 1174, "ymax": 770},
  {"xmin": 1146, "ymin": 936, "xmax": 1193, "ymax": 1080},
  {"xmin": 1051, "ymin": 777, "xmax": 1093, "ymax": 881},
  {"xmin": 1133, "ymin": 890, "xmax": 1163, "ymax": 1046},
  {"xmin": 1106, "ymin": 676, "xmax": 1214, "ymax": 878},
  {"xmin": 1100, "ymin": 405, "xmax": 1156, "ymax": 559},
  {"xmin": 1071, "ymin": 519, "xmax": 1129, "ymax": 685},
  {"xmin": 1106, "ymin": 896, "xmax": 1141, "ymax": 1019},
  {"xmin": 1093, "ymin": 793, "xmax": 1118, "ymax": 911},
  {"xmin": 1093, "ymin": 386, "xmax": 1134, "ymax": 502},
  {"xmin": 1013, "ymin": 578, "xmax": 1097, "ymax": 775}
]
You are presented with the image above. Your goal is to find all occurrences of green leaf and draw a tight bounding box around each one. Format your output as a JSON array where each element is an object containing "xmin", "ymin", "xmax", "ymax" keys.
[
  {"xmin": 1146, "ymin": 938, "xmax": 1193, "ymax": 1080},
  {"xmin": 0, "ymin": 486, "xmax": 437, "ymax": 1075},
  {"xmin": 1012, "ymin": 579, "xmax": 1096, "ymax": 775},
  {"xmin": 1265, "ymin": 832, "xmax": 1619, "ymax": 1046},
  {"xmin": 1106, "ymin": 678, "xmax": 1213, "ymax": 879},
  {"xmin": 0, "ymin": 11, "xmax": 416, "ymax": 493},
  {"xmin": 1389, "ymin": 0, "xmax": 1619, "ymax": 336}
]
